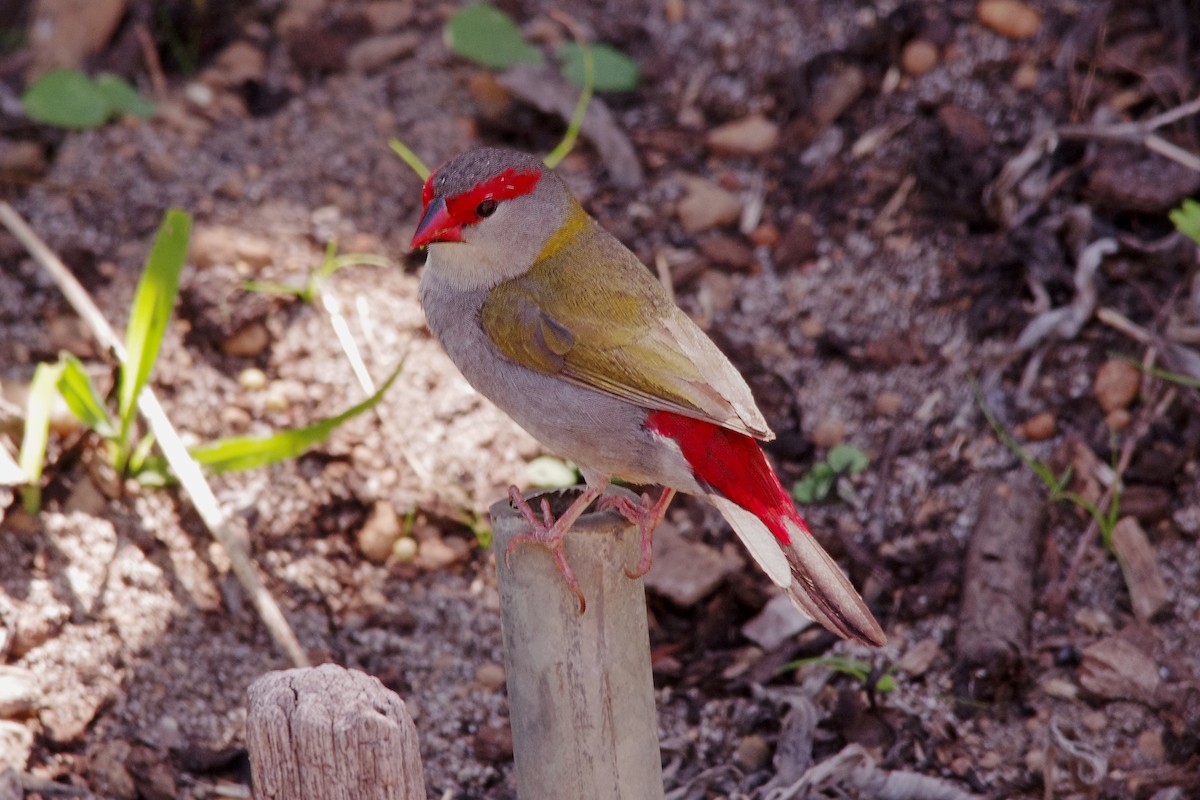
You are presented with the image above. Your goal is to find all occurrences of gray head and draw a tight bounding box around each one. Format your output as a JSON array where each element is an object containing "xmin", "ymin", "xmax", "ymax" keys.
[{"xmin": 410, "ymin": 148, "xmax": 578, "ymax": 291}]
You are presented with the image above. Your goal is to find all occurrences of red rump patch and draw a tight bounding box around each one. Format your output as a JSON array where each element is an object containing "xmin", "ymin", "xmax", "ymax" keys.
[
  {"xmin": 646, "ymin": 411, "xmax": 808, "ymax": 546},
  {"xmin": 446, "ymin": 167, "xmax": 542, "ymax": 226}
]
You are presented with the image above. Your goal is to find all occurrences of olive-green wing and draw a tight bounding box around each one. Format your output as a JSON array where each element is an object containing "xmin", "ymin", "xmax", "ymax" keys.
[{"xmin": 480, "ymin": 236, "xmax": 772, "ymax": 440}]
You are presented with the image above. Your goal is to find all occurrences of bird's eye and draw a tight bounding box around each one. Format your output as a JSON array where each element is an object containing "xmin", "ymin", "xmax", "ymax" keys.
[{"xmin": 476, "ymin": 199, "xmax": 498, "ymax": 218}]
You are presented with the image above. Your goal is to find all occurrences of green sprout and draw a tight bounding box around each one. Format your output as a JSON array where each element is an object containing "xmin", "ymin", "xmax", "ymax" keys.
[{"xmin": 793, "ymin": 444, "xmax": 871, "ymax": 504}]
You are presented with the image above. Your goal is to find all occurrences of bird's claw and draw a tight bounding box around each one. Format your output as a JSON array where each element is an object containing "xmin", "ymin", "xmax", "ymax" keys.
[
  {"xmin": 505, "ymin": 487, "xmax": 587, "ymax": 614},
  {"xmin": 598, "ymin": 488, "xmax": 675, "ymax": 580}
]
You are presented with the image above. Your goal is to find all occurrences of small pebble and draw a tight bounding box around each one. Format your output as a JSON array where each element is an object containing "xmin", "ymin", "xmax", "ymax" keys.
[
  {"xmin": 901, "ymin": 39, "xmax": 939, "ymax": 75},
  {"xmin": 357, "ymin": 501, "xmax": 402, "ymax": 564},
  {"xmin": 474, "ymin": 663, "xmax": 506, "ymax": 691},
  {"xmin": 1024, "ymin": 748, "xmax": 1045, "ymax": 773},
  {"xmin": 416, "ymin": 537, "xmax": 464, "ymax": 571},
  {"xmin": 1105, "ymin": 408, "xmax": 1132, "ymax": 431},
  {"xmin": 978, "ymin": 751, "xmax": 1003, "ymax": 770},
  {"xmin": 391, "ymin": 537, "xmax": 418, "ymax": 562},
  {"xmin": 875, "ymin": 391, "xmax": 903, "ymax": 416},
  {"xmin": 748, "ymin": 223, "xmax": 780, "ymax": 247},
  {"xmin": 1082, "ymin": 710, "xmax": 1109, "ymax": 732},
  {"xmin": 1016, "ymin": 411, "xmax": 1056, "ymax": 441},
  {"xmin": 1137, "ymin": 730, "xmax": 1165, "ymax": 763},
  {"xmin": 1094, "ymin": 359, "xmax": 1140, "ymax": 412},
  {"xmin": 705, "ymin": 114, "xmax": 780, "ymax": 156},
  {"xmin": 264, "ymin": 381, "xmax": 290, "ymax": 412},
  {"xmin": 977, "ymin": 0, "xmax": 1042, "ymax": 39},
  {"xmin": 221, "ymin": 321, "xmax": 270, "ymax": 358},
  {"xmin": 811, "ymin": 418, "xmax": 845, "ymax": 449},
  {"xmin": 733, "ymin": 734, "xmax": 771, "ymax": 771},
  {"xmin": 238, "ymin": 367, "xmax": 267, "ymax": 391},
  {"xmin": 677, "ymin": 177, "xmax": 741, "ymax": 234},
  {"xmin": 799, "ymin": 317, "xmax": 824, "ymax": 339}
]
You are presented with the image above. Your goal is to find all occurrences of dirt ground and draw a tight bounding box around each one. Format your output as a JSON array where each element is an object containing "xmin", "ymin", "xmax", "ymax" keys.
[{"xmin": 1, "ymin": 1, "xmax": 1199, "ymax": 798}]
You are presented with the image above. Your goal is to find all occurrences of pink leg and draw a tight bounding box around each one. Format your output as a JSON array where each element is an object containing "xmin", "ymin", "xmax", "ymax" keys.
[
  {"xmin": 599, "ymin": 487, "xmax": 676, "ymax": 579},
  {"xmin": 504, "ymin": 482, "xmax": 607, "ymax": 614}
]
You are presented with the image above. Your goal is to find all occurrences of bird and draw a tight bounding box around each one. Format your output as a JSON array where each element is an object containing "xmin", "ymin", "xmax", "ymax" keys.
[{"xmin": 411, "ymin": 147, "xmax": 885, "ymax": 647}]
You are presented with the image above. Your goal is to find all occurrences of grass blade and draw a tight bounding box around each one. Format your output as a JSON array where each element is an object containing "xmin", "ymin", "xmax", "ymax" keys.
[
  {"xmin": 118, "ymin": 209, "xmax": 191, "ymax": 457},
  {"xmin": 57, "ymin": 354, "xmax": 116, "ymax": 439},
  {"xmin": 18, "ymin": 362, "xmax": 65, "ymax": 513},
  {"xmin": 190, "ymin": 359, "xmax": 404, "ymax": 473}
]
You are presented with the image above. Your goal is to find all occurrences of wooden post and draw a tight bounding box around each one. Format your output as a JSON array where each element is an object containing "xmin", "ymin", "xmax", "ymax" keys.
[
  {"xmin": 246, "ymin": 664, "xmax": 426, "ymax": 800},
  {"xmin": 491, "ymin": 486, "xmax": 665, "ymax": 800}
]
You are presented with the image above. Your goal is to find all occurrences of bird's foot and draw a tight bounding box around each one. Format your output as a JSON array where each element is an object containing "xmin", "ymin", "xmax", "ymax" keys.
[
  {"xmin": 504, "ymin": 484, "xmax": 604, "ymax": 614},
  {"xmin": 599, "ymin": 488, "xmax": 676, "ymax": 579}
]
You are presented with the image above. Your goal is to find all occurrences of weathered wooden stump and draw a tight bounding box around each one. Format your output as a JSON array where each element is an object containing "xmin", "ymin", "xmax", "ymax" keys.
[
  {"xmin": 491, "ymin": 486, "xmax": 665, "ymax": 800},
  {"xmin": 246, "ymin": 663, "xmax": 426, "ymax": 800}
]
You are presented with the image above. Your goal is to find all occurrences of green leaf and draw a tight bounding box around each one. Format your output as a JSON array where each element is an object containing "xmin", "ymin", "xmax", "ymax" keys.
[
  {"xmin": 18, "ymin": 361, "xmax": 66, "ymax": 514},
  {"xmin": 94, "ymin": 73, "xmax": 156, "ymax": 119},
  {"xmin": 793, "ymin": 463, "xmax": 836, "ymax": 504},
  {"xmin": 57, "ymin": 354, "xmax": 116, "ymax": 439},
  {"xmin": 559, "ymin": 42, "xmax": 638, "ymax": 91},
  {"xmin": 190, "ymin": 359, "xmax": 404, "ymax": 472},
  {"xmin": 118, "ymin": 209, "xmax": 191, "ymax": 455},
  {"xmin": 22, "ymin": 69, "xmax": 113, "ymax": 129},
  {"xmin": 445, "ymin": 3, "xmax": 543, "ymax": 69},
  {"xmin": 827, "ymin": 444, "xmax": 870, "ymax": 475},
  {"xmin": 1170, "ymin": 199, "xmax": 1200, "ymax": 245},
  {"xmin": 526, "ymin": 456, "xmax": 580, "ymax": 488}
]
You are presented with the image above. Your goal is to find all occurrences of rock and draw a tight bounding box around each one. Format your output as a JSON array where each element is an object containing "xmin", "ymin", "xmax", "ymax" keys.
[
  {"xmin": 811, "ymin": 418, "xmax": 845, "ymax": 449},
  {"xmin": 748, "ymin": 223, "xmax": 780, "ymax": 247},
  {"xmin": 0, "ymin": 140, "xmax": 47, "ymax": 177},
  {"xmin": 664, "ymin": 0, "xmax": 686, "ymax": 24},
  {"xmin": 363, "ymin": 0, "xmax": 414, "ymax": 31},
  {"xmin": 1073, "ymin": 607, "xmax": 1113, "ymax": 635},
  {"xmin": 346, "ymin": 33, "xmax": 419, "ymax": 72},
  {"xmin": 1079, "ymin": 636, "xmax": 1160, "ymax": 702},
  {"xmin": 1082, "ymin": 710, "xmax": 1108, "ymax": 732},
  {"xmin": 467, "ymin": 71, "xmax": 513, "ymax": 118},
  {"xmin": 977, "ymin": 0, "xmax": 1041, "ymax": 39},
  {"xmin": 896, "ymin": 637, "xmax": 941, "ymax": 677},
  {"xmin": 698, "ymin": 234, "xmax": 755, "ymax": 271},
  {"xmin": 938, "ymin": 105, "xmax": 991, "ymax": 152},
  {"xmin": 1016, "ymin": 412, "xmax": 1056, "ymax": 441},
  {"xmin": 416, "ymin": 536, "xmax": 467, "ymax": 571},
  {"xmin": 677, "ymin": 177, "xmax": 741, "ymax": 234},
  {"xmin": 0, "ymin": 667, "xmax": 37, "ymax": 719},
  {"xmin": 0, "ymin": 720, "xmax": 32, "ymax": 771},
  {"xmin": 741, "ymin": 593, "xmax": 814, "ymax": 650},
  {"xmin": 238, "ymin": 367, "xmax": 268, "ymax": 391},
  {"xmin": 1137, "ymin": 730, "xmax": 1165, "ymax": 763},
  {"xmin": 705, "ymin": 114, "xmax": 780, "ymax": 156},
  {"xmin": 210, "ymin": 41, "xmax": 266, "ymax": 86},
  {"xmin": 391, "ymin": 536, "xmax": 418, "ymax": 562},
  {"xmin": 1105, "ymin": 408, "xmax": 1132, "ymax": 431},
  {"xmin": 775, "ymin": 213, "xmax": 818, "ymax": 268},
  {"xmin": 64, "ymin": 476, "xmax": 107, "ymax": 516},
  {"xmin": 357, "ymin": 500, "xmax": 402, "ymax": 564},
  {"xmin": 901, "ymin": 39, "xmax": 939, "ymax": 75},
  {"xmin": 874, "ymin": 391, "xmax": 903, "ymax": 416},
  {"xmin": 1094, "ymin": 359, "xmax": 1140, "ymax": 412},
  {"xmin": 1040, "ymin": 677, "xmax": 1078, "ymax": 700},
  {"xmin": 221, "ymin": 321, "xmax": 271, "ymax": 358},
  {"xmin": 189, "ymin": 225, "xmax": 273, "ymax": 269},
  {"xmin": 474, "ymin": 662, "xmax": 506, "ymax": 692},
  {"xmin": 733, "ymin": 734, "xmax": 771, "ymax": 771},
  {"xmin": 643, "ymin": 522, "xmax": 743, "ymax": 606},
  {"xmin": 27, "ymin": 0, "xmax": 127, "ymax": 78},
  {"xmin": 472, "ymin": 723, "xmax": 514, "ymax": 762}
]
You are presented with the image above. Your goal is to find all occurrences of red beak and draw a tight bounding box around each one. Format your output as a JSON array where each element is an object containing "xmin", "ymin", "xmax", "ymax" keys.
[{"xmin": 410, "ymin": 196, "xmax": 464, "ymax": 249}]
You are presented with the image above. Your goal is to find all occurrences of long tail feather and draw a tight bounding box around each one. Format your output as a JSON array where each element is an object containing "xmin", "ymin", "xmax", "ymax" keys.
[
  {"xmin": 647, "ymin": 411, "xmax": 885, "ymax": 647},
  {"xmin": 710, "ymin": 496, "xmax": 885, "ymax": 646}
]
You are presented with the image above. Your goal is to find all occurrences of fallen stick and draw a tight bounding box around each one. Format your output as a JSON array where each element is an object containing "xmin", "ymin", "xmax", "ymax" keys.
[{"xmin": 0, "ymin": 201, "xmax": 309, "ymax": 668}]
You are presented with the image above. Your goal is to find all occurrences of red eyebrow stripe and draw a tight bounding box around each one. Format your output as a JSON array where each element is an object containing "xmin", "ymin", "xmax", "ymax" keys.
[{"xmin": 445, "ymin": 167, "xmax": 542, "ymax": 226}]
